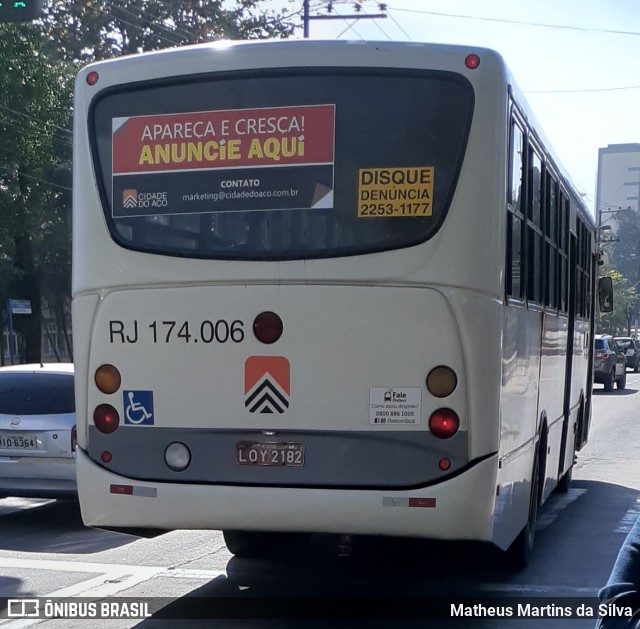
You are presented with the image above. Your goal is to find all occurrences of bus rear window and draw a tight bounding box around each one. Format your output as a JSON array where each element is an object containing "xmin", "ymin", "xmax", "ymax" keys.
[{"xmin": 90, "ymin": 69, "xmax": 473, "ymax": 260}]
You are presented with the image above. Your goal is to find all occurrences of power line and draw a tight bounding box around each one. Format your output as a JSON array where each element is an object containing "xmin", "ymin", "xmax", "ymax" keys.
[
  {"xmin": 527, "ymin": 84, "xmax": 640, "ymax": 94},
  {"xmin": 361, "ymin": 5, "xmax": 392, "ymax": 40},
  {"xmin": 84, "ymin": 3, "xmax": 190, "ymax": 50},
  {"xmin": 0, "ymin": 104, "xmax": 71, "ymax": 140},
  {"xmin": 335, "ymin": 18, "xmax": 364, "ymax": 39},
  {"xmin": 0, "ymin": 164, "xmax": 71, "ymax": 192},
  {"xmin": 386, "ymin": 9, "xmax": 412, "ymax": 41},
  {"xmin": 387, "ymin": 4, "xmax": 640, "ymax": 37},
  {"xmin": 303, "ymin": 0, "xmax": 387, "ymax": 38},
  {"xmin": 102, "ymin": 0, "xmax": 201, "ymax": 46}
]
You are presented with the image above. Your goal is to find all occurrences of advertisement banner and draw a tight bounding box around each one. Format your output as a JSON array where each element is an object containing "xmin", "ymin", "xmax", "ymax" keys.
[{"xmin": 111, "ymin": 104, "xmax": 335, "ymax": 218}]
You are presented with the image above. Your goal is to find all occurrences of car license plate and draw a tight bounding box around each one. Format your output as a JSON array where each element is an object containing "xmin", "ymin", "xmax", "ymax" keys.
[
  {"xmin": 0, "ymin": 432, "xmax": 37, "ymax": 450},
  {"xmin": 627, "ymin": 350, "xmax": 635, "ymax": 356},
  {"xmin": 237, "ymin": 442, "xmax": 304, "ymax": 467}
]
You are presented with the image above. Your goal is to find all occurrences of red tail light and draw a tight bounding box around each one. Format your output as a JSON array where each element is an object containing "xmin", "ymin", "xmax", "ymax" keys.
[
  {"xmin": 429, "ymin": 409, "xmax": 460, "ymax": 439},
  {"xmin": 94, "ymin": 404, "xmax": 120, "ymax": 434}
]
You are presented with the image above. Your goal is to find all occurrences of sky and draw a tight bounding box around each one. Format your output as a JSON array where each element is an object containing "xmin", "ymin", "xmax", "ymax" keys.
[{"xmin": 285, "ymin": 0, "xmax": 640, "ymax": 215}]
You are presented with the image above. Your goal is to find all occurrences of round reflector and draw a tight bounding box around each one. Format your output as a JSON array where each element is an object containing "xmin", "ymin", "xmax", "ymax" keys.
[
  {"xmin": 165, "ymin": 442, "xmax": 191, "ymax": 471},
  {"xmin": 101, "ymin": 451, "xmax": 112, "ymax": 463},
  {"xmin": 439, "ymin": 457, "xmax": 451, "ymax": 471},
  {"xmin": 93, "ymin": 404, "xmax": 120, "ymax": 434},
  {"xmin": 95, "ymin": 364, "xmax": 122, "ymax": 394},
  {"xmin": 465, "ymin": 54, "xmax": 480, "ymax": 69},
  {"xmin": 253, "ymin": 311, "xmax": 283, "ymax": 344},
  {"xmin": 86, "ymin": 71, "xmax": 99, "ymax": 85},
  {"xmin": 429, "ymin": 408, "xmax": 460, "ymax": 439},
  {"xmin": 427, "ymin": 366, "xmax": 457, "ymax": 398}
]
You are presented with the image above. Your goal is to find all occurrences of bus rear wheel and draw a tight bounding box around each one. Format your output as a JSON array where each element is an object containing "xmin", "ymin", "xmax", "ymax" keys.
[
  {"xmin": 223, "ymin": 530, "xmax": 310, "ymax": 558},
  {"xmin": 505, "ymin": 448, "xmax": 540, "ymax": 570}
]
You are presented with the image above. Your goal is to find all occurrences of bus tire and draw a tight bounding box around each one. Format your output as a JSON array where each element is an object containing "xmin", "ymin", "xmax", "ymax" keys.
[
  {"xmin": 556, "ymin": 463, "xmax": 572, "ymax": 494},
  {"xmin": 505, "ymin": 448, "xmax": 540, "ymax": 570},
  {"xmin": 223, "ymin": 530, "xmax": 309, "ymax": 558},
  {"xmin": 558, "ymin": 401, "xmax": 582, "ymax": 494}
]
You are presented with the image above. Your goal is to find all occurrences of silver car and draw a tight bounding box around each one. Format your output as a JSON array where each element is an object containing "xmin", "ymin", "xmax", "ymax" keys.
[{"xmin": 0, "ymin": 363, "xmax": 76, "ymax": 498}]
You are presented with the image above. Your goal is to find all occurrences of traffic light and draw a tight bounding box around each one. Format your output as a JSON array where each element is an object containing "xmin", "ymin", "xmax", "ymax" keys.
[{"xmin": 0, "ymin": 0, "xmax": 42, "ymax": 22}]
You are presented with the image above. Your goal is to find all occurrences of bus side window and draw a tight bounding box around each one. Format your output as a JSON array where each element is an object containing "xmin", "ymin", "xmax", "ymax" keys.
[
  {"xmin": 526, "ymin": 144, "xmax": 544, "ymax": 305},
  {"xmin": 507, "ymin": 116, "xmax": 525, "ymax": 300}
]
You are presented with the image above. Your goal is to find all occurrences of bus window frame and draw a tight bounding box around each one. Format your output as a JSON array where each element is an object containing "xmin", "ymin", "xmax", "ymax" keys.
[{"xmin": 87, "ymin": 67, "xmax": 476, "ymax": 262}]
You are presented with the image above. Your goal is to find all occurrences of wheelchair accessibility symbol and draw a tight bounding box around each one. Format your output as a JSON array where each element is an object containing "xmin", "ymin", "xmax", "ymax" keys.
[{"xmin": 123, "ymin": 390, "xmax": 154, "ymax": 425}]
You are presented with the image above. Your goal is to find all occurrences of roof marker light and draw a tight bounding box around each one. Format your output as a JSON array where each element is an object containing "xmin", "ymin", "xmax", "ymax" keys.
[
  {"xmin": 465, "ymin": 53, "xmax": 481, "ymax": 70},
  {"xmin": 86, "ymin": 71, "xmax": 99, "ymax": 86}
]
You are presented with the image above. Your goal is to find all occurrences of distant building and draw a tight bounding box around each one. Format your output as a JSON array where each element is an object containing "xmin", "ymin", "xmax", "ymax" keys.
[{"xmin": 596, "ymin": 143, "xmax": 640, "ymax": 227}]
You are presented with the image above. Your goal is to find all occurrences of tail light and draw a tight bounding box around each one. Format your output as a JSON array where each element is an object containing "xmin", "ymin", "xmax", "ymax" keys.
[
  {"xmin": 71, "ymin": 425, "xmax": 77, "ymax": 452},
  {"xmin": 94, "ymin": 404, "xmax": 120, "ymax": 434},
  {"xmin": 429, "ymin": 408, "xmax": 459, "ymax": 439}
]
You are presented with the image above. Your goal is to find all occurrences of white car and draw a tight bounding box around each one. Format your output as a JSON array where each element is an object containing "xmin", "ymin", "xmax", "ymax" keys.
[{"xmin": 0, "ymin": 363, "xmax": 76, "ymax": 498}]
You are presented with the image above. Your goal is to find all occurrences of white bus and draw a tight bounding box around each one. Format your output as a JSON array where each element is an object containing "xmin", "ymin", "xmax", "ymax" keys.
[{"xmin": 72, "ymin": 40, "xmax": 609, "ymax": 567}]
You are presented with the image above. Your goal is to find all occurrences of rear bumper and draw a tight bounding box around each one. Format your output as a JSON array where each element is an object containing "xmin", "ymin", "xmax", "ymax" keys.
[
  {"xmin": 0, "ymin": 457, "xmax": 76, "ymax": 497},
  {"xmin": 77, "ymin": 448, "xmax": 498, "ymax": 542}
]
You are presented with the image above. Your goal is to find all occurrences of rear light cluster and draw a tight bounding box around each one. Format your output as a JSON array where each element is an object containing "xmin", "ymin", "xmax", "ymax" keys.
[
  {"xmin": 93, "ymin": 363, "xmax": 192, "ymax": 472},
  {"xmin": 426, "ymin": 366, "xmax": 459, "ymax": 439},
  {"xmin": 94, "ymin": 364, "xmax": 122, "ymax": 434},
  {"xmin": 425, "ymin": 366, "xmax": 459, "ymax": 472}
]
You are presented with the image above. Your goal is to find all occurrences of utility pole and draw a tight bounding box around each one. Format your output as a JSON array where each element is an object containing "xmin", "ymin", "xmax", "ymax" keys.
[{"xmin": 302, "ymin": 1, "xmax": 388, "ymax": 38}]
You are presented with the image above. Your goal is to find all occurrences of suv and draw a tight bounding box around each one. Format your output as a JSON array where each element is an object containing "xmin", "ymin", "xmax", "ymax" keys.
[
  {"xmin": 614, "ymin": 337, "xmax": 640, "ymax": 372},
  {"xmin": 594, "ymin": 335, "xmax": 627, "ymax": 391}
]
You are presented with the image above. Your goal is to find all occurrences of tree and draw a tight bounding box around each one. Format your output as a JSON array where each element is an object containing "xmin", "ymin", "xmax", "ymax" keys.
[
  {"xmin": 608, "ymin": 208, "xmax": 640, "ymax": 292},
  {"xmin": 0, "ymin": 25, "xmax": 74, "ymax": 362},
  {"xmin": 1, "ymin": 1, "xmax": 299, "ymax": 362},
  {"xmin": 41, "ymin": 0, "xmax": 298, "ymax": 64},
  {"xmin": 598, "ymin": 270, "xmax": 639, "ymax": 336}
]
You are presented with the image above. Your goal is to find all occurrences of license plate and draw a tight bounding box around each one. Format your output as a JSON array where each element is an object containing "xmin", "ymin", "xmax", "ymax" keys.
[
  {"xmin": 236, "ymin": 442, "xmax": 304, "ymax": 467},
  {"xmin": 0, "ymin": 432, "xmax": 37, "ymax": 450},
  {"xmin": 627, "ymin": 350, "xmax": 635, "ymax": 356}
]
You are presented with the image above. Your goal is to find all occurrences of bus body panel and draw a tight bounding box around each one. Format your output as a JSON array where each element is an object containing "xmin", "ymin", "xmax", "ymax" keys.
[
  {"xmin": 84, "ymin": 284, "xmax": 483, "ymax": 489},
  {"xmin": 89, "ymin": 284, "xmax": 462, "ymax": 431},
  {"xmin": 76, "ymin": 448, "xmax": 498, "ymax": 543}
]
